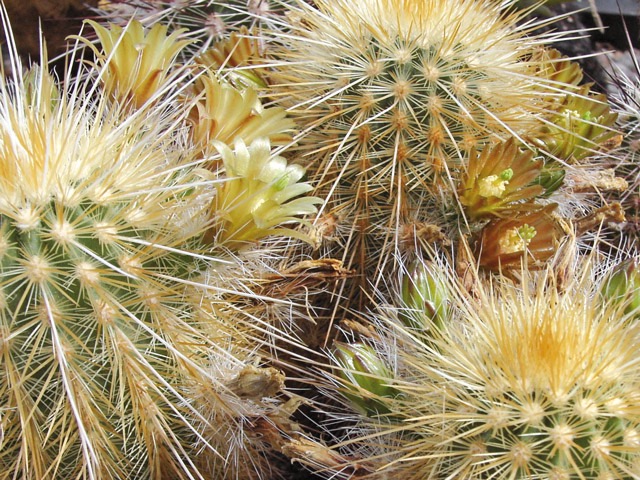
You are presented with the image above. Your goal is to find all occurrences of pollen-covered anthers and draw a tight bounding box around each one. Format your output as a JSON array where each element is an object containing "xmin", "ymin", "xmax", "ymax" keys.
[
  {"xmin": 78, "ymin": 20, "xmax": 192, "ymax": 109},
  {"xmin": 185, "ymin": 72, "xmax": 293, "ymax": 157},
  {"xmin": 474, "ymin": 204, "xmax": 561, "ymax": 271},
  {"xmin": 207, "ymin": 137, "xmax": 321, "ymax": 249},
  {"xmin": 458, "ymin": 138, "xmax": 545, "ymax": 220}
]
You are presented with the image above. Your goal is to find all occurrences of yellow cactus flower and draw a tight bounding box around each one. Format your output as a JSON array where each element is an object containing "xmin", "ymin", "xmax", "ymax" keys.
[
  {"xmin": 474, "ymin": 204, "xmax": 560, "ymax": 270},
  {"xmin": 196, "ymin": 26, "xmax": 267, "ymax": 88},
  {"xmin": 187, "ymin": 72, "xmax": 294, "ymax": 156},
  {"xmin": 458, "ymin": 139, "xmax": 545, "ymax": 220},
  {"xmin": 536, "ymin": 84, "xmax": 619, "ymax": 162},
  {"xmin": 208, "ymin": 138, "xmax": 321, "ymax": 249},
  {"xmin": 80, "ymin": 20, "xmax": 192, "ymax": 108}
]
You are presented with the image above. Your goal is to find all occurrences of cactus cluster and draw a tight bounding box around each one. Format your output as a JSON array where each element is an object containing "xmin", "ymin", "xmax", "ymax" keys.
[
  {"xmin": 2, "ymin": 0, "xmax": 640, "ymax": 479},
  {"xmin": 0, "ymin": 7, "xmax": 319, "ymax": 479}
]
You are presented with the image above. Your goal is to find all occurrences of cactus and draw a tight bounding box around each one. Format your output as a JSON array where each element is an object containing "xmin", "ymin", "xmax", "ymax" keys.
[
  {"xmin": 263, "ymin": 0, "xmax": 595, "ymax": 291},
  {"xmin": 321, "ymin": 249, "xmax": 640, "ymax": 479},
  {"xmin": 94, "ymin": 0, "xmax": 292, "ymax": 56},
  {"xmin": 0, "ymin": 15, "xmax": 319, "ymax": 480}
]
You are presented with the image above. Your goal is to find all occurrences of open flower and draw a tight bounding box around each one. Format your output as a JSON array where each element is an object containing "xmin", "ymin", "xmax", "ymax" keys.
[
  {"xmin": 474, "ymin": 204, "xmax": 561, "ymax": 270},
  {"xmin": 458, "ymin": 138, "xmax": 544, "ymax": 220},
  {"xmin": 535, "ymin": 84, "xmax": 619, "ymax": 162},
  {"xmin": 208, "ymin": 138, "xmax": 321, "ymax": 249},
  {"xmin": 80, "ymin": 20, "xmax": 192, "ymax": 108}
]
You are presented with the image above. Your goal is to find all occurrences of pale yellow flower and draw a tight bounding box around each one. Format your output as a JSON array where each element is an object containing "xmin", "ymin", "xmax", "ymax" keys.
[
  {"xmin": 458, "ymin": 138, "xmax": 544, "ymax": 220},
  {"xmin": 187, "ymin": 72, "xmax": 294, "ymax": 156},
  {"xmin": 80, "ymin": 20, "xmax": 192, "ymax": 108},
  {"xmin": 209, "ymin": 138, "xmax": 321, "ymax": 249}
]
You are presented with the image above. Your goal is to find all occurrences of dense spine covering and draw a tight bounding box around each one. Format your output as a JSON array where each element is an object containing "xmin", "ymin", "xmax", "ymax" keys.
[
  {"xmin": 324, "ymin": 248, "xmax": 640, "ymax": 479},
  {"xmin": 0, "ymin": 14, "xmax": 319, "ymax": 480}
]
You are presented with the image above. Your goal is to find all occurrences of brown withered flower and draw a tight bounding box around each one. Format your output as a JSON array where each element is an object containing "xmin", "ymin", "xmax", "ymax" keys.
[{"xmin": 474, "ymin": 204, "xmax": 561, "ymax": 271}]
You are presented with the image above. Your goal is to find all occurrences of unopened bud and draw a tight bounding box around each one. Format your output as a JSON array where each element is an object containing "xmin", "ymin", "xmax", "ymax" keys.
[
  {"xmin": 601, "ymin": 258, "xmax": 640, "ymax": 317},
  {"xmin": 333, "ymin": 342, "xmax": 398, "ymax": 416},
  {"xmin": 400, "ymin": 260, "xmax": 448, "ymax": 332}
]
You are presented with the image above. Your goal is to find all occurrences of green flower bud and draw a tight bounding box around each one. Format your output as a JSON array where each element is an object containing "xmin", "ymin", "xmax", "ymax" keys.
[
  {"xmin": 333, "ymin": 342, "xmax": 398, "ymax": 416},
  {"xmin": 400, "ymin": 260, "xmax": 448, "ymax": 332},
  {"xmin": 601, "ymin": 258, "xmax": 640, "ymax": 317},
  {"xmin": 534, "ymin": 165, "xmax": 566, "ymax": 198}
]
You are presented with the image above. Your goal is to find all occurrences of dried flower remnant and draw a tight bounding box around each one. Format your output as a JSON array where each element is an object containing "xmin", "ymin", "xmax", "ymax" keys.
[{"xmin": 475, "ymin": 205, "xmax": 560, "ymax": 270}]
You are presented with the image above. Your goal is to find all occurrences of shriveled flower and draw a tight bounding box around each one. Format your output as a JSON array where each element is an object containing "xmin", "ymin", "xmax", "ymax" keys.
[
  {"xmin": 208, "ymin": 137, "xmax": 321, "ymax": 249},
  {"xmin": 474, "ymin": 204, "xmax": 561, "ymax": 270},
  {"xmin": 80, "ymin": 19, "xmax": 192, "ymax": 108},
  {"xmin": 458, "ymin": 138, "xmax": 544, "ymax": 220},
  {"xmin": 186, "ymin": 72, "xmax": 293, "ymax": 156}
]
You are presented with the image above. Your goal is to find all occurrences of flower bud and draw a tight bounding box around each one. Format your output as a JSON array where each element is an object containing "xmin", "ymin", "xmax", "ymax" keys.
[
  {"xmin": 601, "ymin": 258, "xmax": 640, "ymax": 317},
  {"xmin": 400, "ymin": 260, "xmax": 448, "ymax": 332},
  {"xmin": 333, "ymin": 342, "xmax": 398, "ymax": 416},
  {"xmin": 534, "ymin": 166, "xmax": 566, "ymax": 198}
]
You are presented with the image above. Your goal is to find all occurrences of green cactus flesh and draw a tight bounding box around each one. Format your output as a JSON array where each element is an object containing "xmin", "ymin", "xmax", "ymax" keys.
[{"xmin": 0, "ymin": 191, "xmax": 212, "ymax": 477}]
